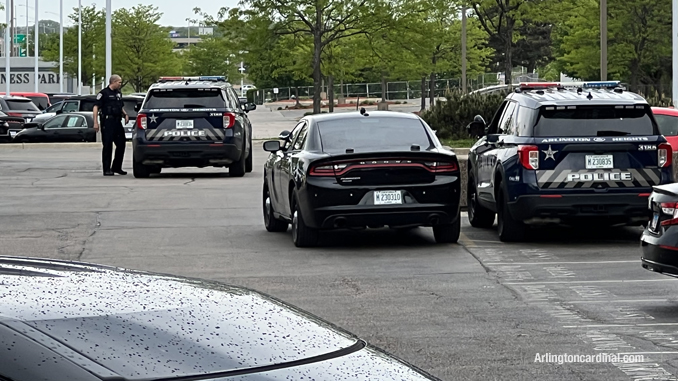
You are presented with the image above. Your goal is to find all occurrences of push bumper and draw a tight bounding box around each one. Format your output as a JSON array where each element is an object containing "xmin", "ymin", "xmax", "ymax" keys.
[{"xmin": 508, "ymin": 193, "xmax": 651, "ymax": 223}]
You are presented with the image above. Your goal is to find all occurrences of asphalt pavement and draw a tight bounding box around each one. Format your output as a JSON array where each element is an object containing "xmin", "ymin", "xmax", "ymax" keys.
[{"xmin": 1, "ymin": 134, "xmax": 678, "ymax": 380}]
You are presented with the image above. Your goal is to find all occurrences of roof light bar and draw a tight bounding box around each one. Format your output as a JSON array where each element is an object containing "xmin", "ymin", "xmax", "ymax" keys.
[
  {"xmin": 157, "ymin": 76, "xmax": 227, "ymax": 82},
  {"xmin": 561, "ymin": 81, "xmax": 621, "ymax": 89}
]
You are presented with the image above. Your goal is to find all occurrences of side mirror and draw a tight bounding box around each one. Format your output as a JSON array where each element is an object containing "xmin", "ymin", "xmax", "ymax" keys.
[
  {"xmin": 466, "ymin": 121, "xmax": 486, "ymax": 138},
  {"xmin": 55, "ymin": 109, "xmax": 62, "ymax": 115},
  {"xmin": 263, "ymin": 140, "xmax": 281, "ymax": 152},
  {"xmin": 245, "ymin": 103, "xmax": 256, "ymax": 112},
  {"xmin": 473, "ymin": 114, "xmax": 486, "ymax": 124},
  {"xmin": 487, "ymin": 134, "xmax": 500, "ymax": 143},
  {"xmin": 278, "ymin": 130, "xmax": 291, "ymax": 140}
]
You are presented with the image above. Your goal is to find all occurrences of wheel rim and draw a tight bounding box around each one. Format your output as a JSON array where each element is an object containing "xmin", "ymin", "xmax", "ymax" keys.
[
  {"xmin": 497, "ymin": 193, "xmax": 504, "ymax": 235},
  {"xmin": 292, "ymin": 210, "xmax": 299, "ymax": 242}
]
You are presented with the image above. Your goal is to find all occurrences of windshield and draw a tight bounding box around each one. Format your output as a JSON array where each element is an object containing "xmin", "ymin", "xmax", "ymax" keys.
[
  {"xmin": 6, "ymin": 100, "xmax": 40, "ymax": 111},
  {"xmin": 27, "ymin": 96, "xmax": 49, "ymax": 111},
  {"xmin": 79, "ymin": 100, "xmax": 97, "ymax": 112},
  {"xmin": 654, "ymin": 114, "xmax": 678, "ymax": 136},
  {"xmin": 143, "ymin": 89, "xmax": 231, "ymax": 109},
  {"xmin": 123, "ymin": 100, "xmax": 139, "ymax": 118},
  {"xmin": 317, "ymin": 117, "xmax": 433, "ymax": 153},
  {"xmin": 533, "ymin": 105, "xmax": 656, "ymax": 137}
]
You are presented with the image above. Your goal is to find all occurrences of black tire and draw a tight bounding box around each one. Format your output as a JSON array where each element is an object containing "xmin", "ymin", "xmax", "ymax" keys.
[
  {"xmin": 133, "ymin": 157, "xmax": 151, "ymax": 178},
  {"xmin": 467, "ymin": 174, "xmax": 495, "ymax": 228},
  {"xmin": 229, "ymin": 143, "xmax": 247, "ymax": 177},
  {"xmin": 245, "ymin": 140, "xmax": 253, "ymax": 173},
  {"xmin": 151, "ymin": 166, "xmax": 161, "ymax": 174},
  {"xmin": 291, "ymin": 194, "xmax": 319, "ymax": 247},
  {"xmin": 496, "ymin": 185, "xmax": 526, "ymax": 242},
  {"xmin": 433, "ymin": 212, "xmax": 461, "ymax": 244},
  {"xmin": 263, "ymin": 185, "xmax": 288, "ymax": 232}
]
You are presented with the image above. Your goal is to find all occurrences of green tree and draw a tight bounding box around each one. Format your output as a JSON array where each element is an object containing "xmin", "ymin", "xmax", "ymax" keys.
[
  {"xmin": 112, "ymin": 5, "xmax": 182, "ymax": 92},
  {"xmin": 42, "ymin": 5, "xmax": 105, "ymax": 86},
  {"xmin": 183, "ymin": 35, "xmax": 242, "ymax": 80}
]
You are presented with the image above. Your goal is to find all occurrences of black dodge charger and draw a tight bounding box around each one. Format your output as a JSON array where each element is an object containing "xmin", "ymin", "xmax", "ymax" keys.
[
  {"xmin": 641, "ymin": 183, "xmax": 678, "ymax": 276},
  {"xmin": 262, "ymin": 110, "xmax": 462, "ymax": 247}
]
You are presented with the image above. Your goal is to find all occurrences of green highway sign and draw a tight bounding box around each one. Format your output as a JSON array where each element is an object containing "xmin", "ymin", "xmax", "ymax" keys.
[
  {"xmin": 13, "ymin": 34, "xmax": 25, "ymax": 44},
  {"xmin": 19, "ymin": 48, "xmax": 26, "ymax": 57}
]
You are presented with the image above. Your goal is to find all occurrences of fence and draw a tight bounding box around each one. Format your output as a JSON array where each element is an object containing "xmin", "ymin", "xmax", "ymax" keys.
[{"xmin": 250, "ymin": 72, "xmax": 540, "ymax": 104}]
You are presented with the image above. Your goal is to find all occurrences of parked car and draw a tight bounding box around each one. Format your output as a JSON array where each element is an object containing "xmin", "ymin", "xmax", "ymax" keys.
[
  {"xmin": 652, "ymin": 107, "xmax": 678, "ymax": 151},
  {"xmin": 0, "ymin": 256, "xmax": 440, "ymax": 381},
  {"xmin": 262, "ymin": 110, "xmax": 462, "ymax": 247},
  {"xmin": 642, "ymin": 183, "xmax": 678, "ymax": 277},
  {"xmin": 12, "ymin": 112, "xmax": 96, "ymax": 143},
  {"xmin": 44, "ymin": 92, "xmax": 75, "ymax": 106},
  {"xmin": 0, "ymin": 110, "xmax": 27, "ymax": 142},
  {"xmin": 0, "ymin": 92, "xmax": 50, "ymax": 110},
  {"xmin": 0, "ymin": 95, "xmax": 42, "ymax": 122}
]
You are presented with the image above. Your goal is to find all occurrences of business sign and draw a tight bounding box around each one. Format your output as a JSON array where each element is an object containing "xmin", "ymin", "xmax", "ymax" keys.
[
  {"xmin": 0, "ymin": 72, "xmax": 60, "ymax": 85},
  {"xmin": 198, "ymin": 27, "xmax": 213, "ymax": 35}
]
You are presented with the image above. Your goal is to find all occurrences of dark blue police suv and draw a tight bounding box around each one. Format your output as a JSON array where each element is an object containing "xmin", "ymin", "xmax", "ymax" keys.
[
  {"xmin": 132, "ymin": 76, "xmax": 255, "ymax": 178},
  {"xmin": 466, "ymin": 81, "xmax": 673, "ymax": 242}
]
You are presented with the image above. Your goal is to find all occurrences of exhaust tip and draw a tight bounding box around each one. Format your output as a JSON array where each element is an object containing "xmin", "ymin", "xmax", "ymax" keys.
[{"xmin": 429, "ymin": 215, "xmax": 440, "ymax": 225}]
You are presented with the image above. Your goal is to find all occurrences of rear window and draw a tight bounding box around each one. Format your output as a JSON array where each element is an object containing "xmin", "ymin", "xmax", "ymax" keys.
[
  {"xmin": 27, "ymin": 96, "xmax": 49, "ymax": 110},
  {"xmin": 123, "ymin": 100, "xmax": 139, "ymax": 118},
  {"xmin": 143, "ymin": 89, "xmax": 231, "ymax": 109},
  {"xmin": 79, "ymin": 100, "xmax": 97, "ymax": 112},
  {"xmin": 533, "ymin": 105, "xmax": 656, "ymax": 137},
  {"xmin": 5, "ymin": 100, "xmax": 40, "ymax": 111},
  {"xmin": 317, "ymin": 117, "xmax": 433, "ymax": 153},
  {"xmin": 654, "ymin": 114, "xmax": 678, "ymax": 136}
]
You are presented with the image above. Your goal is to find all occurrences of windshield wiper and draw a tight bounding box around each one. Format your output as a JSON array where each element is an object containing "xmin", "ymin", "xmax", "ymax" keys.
[{"xmin": 596, "ymin": 130, "xmax": 631, "ymax": 136}]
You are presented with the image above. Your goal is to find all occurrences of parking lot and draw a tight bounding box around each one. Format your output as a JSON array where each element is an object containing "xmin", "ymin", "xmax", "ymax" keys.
[{"xmin": 2, "ymin": 142, "xmax": 678, "ymax": 380}]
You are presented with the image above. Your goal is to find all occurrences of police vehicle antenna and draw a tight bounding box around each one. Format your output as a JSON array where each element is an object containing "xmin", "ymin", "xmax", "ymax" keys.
[
  {"xmin": 587, "ymin": 91, "xmax": 593, "ymax": 100},
  {"xmin": 360, "ymin": 107, "xmax": 369, "ymax": 116}
]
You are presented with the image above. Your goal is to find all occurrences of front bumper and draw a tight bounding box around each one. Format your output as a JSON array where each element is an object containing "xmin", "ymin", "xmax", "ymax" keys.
[
  {"xmin": 133, "ymin": 140, "xmax": 242, "ymax": 167},
  {"xmin": 298, "ymin": 176, "xmax": 461, "ymax": 229},
  {"xmin": 508, "ymin": 192, "xmax": 651, "ymax": 224}
]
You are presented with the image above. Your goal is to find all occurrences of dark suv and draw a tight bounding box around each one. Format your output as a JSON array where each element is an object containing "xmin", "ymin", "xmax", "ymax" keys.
[
  {"xmin": 466, "ymin": 81, "xmax": 674, "ymax": 242},
  {"xmin": 132, "ymin": 76, "xmax": 256, "ymax": 178}
]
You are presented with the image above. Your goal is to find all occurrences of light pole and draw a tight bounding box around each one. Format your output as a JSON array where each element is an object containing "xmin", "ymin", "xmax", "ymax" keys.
[
  {"xmin": 77, "ymin": 0, "xmax": 81, "ymax": 95},
  {"xmin": 240, "ymin": 61, "xmax": 244, "ymax": 97},
  {"xmin": 600, "ymin": 0, "xmax": 607, "ymax": 81},
  {"xmin": 59, "ymin": 0, "xmax": 62, "ymax": 92},
  {"xmin": 33, "ymin": 0, "xmax": 37, "ymax": 92},
  {"xmin": 5, "ymin": 0, "xmax": 10, "ymax": 94},
  {"xmin": 105, "ymin": 0, "xmax": 111, "ymax": 82},
  {"xmin": 461, "ymin": 5, "xmax": 467, "ymax": 93}
]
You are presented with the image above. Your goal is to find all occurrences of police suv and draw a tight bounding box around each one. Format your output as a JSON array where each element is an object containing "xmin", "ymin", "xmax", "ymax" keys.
[
  {"xmin": 132, "ymin": 76, "xmax": 255, "ymax": 178},
  {"xmin": 466, "ymin": 81, "xmax": 673, "ymax": 242}
]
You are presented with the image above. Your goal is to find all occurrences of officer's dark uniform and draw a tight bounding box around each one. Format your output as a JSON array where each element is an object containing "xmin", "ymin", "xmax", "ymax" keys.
[{"xmin": 96, "ymin": 87, "xmax": 126, "ymax": 174}]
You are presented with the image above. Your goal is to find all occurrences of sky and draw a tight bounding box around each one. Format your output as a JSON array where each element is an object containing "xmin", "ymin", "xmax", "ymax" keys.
[{"xmin": 2, "ymin": 0, "xmax": 241, "ymax": 28}]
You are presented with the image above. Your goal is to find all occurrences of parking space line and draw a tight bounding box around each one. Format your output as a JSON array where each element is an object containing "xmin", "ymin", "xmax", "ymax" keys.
[
  {"xmin": 565, "ymin": 323, "xmax": 678, "ymax": 328},
  {"xmin": 486, "ymin": 260, "xmax": 637, "ymax": 265},
  {"xmin": 504, "ymin": 279, "xmax": 675, "ymax": 285},
  {"xmin": 568, "ymin": 299, "xmax": 669, "ymax": 304}
]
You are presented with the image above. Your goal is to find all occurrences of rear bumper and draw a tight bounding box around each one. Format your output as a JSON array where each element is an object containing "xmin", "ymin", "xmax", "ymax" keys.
[
  {"xmin": 641, "ymin": 230, "xmax": 678, "ymax": 277},
  {"xmin": 508, "ymin": 192, "xmax": 651, "ymax": 224},
  {"xmin": 299, "ymin": 177, "xmax": 461, "ymax": 229},
  {"xmin": 133, "ymin": 140, "xmax": 242, "ymax": 167}
]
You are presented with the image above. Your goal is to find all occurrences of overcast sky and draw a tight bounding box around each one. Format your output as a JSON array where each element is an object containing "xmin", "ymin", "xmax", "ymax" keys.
[{"xmin": 2, "ymin": 0, "xmax": 241, "ymax": 27}]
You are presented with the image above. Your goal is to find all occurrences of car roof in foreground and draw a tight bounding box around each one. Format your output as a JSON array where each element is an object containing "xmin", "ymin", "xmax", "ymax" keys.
[
  {"xmin": 652, "ymin": 107, "xmax": 678, "ymax": 116},
  {"xmin": 305, "ymin": 110, "xmax": 421, "ymax": 123},
  {"xmin": 0, "ymin": 256, "xmax": 364, "ymax": 379}
]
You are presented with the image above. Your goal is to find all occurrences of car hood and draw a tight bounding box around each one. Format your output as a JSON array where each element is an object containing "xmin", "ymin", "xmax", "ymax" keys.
[{"xmin": 0, "ymin": 256, "xmax": 360, "ymax": 379}]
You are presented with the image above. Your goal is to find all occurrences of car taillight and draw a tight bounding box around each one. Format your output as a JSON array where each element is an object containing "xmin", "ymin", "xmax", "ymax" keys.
[
  {"xmin": 659, "ymin": 143, "xmax": 672, "ymax": 168},
  {"xmin": 518, "ymin": 145, "xmax": 539, "ymax": 169},
  {"xmin": 223, "ymin": 112, "xmax": 236, "ymax": 128},
  {"xmin": 7, "ymin": 112, "xmax": 22, "ymax": 117},
  {"xmin": 660, "ymin": 202, "xmax": 678, "ymax": 226},
  {"xmin": 309, "ymin": 164, "xmax": 337, "ymax": 176},
  {"xmin": 136, "ymin": 113, "xmax": 147, "ymax": 129},
  {"xmin": 424, "ymin": 161, "xmax": 459, "ymax": 173}
]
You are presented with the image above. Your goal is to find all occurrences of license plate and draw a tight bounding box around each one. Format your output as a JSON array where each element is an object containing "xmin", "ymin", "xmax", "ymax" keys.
[
  {"xmin": 586, "ymin": 155, "xmax": 613, "ymax": 169},
  {"xmin": 176, "ymin": 120, "xmax": 194, "ymax": 129},
  {"xmin": 125, "ymin": 132, "xmax": 132, "ymax": 139},
  {"xmin": 650, "ymin": 213, "xmax": 660, "ymax": 231},
  {"xmin": 374, "ymin": 190, "xmax": 402, "ymax": 205},
  {"xmin": 9, "ymin": 130, "xmax": 18, "ymax": 137}
]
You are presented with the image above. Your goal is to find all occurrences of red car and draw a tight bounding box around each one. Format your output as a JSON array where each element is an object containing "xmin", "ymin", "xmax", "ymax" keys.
[{"xmin": 653, "ymin": 107, "xmax": 678, "ymax": 151}]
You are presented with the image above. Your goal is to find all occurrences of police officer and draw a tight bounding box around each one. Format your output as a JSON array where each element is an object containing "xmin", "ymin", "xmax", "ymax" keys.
[{"xmin": 93, "ymin": 74, "xmax": 129, "ymax": 176}]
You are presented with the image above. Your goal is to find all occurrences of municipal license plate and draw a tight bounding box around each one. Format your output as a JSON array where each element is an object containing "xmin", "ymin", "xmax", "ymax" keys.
[
  {"xmin": 9, "ymin": 130, "xmax": 18, "ymax": 137},
  {"xmin": 176, "ymin": 120, "xmax": 194, "ymax": 129},
  {"xmin": 586, "ymin": 155, "xmax": 613, "ymax": 169},
  {"xmin": 374, "ymin": 190, "xmax": 402, "ymax": 205},
  {"xmin": 650, "ymin": 213, "xmax": 660, "ymax": 231}
]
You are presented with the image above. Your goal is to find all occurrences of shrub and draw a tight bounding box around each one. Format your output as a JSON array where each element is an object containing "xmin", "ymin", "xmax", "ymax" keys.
[
  {"xmin": 395, "ymin": 101, "xmax": 401, "ymax": 104},
  {"xmin": 420, "ymin": 89, "xmax": 508, "ymax": 140}
]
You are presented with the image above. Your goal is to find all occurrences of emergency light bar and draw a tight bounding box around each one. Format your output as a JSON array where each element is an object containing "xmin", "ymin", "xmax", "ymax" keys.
[
  {"xmin": 517, "ymin": 81, "xmax": 623, "ymax": 92},
  {"xmin": 158, "ymin": 76, "xmax": 227, "ymax": 82}
]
